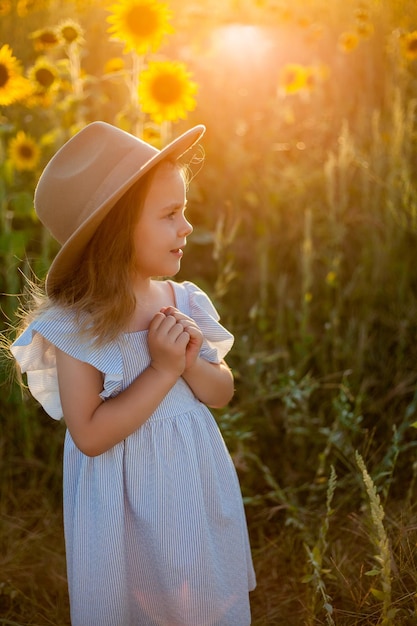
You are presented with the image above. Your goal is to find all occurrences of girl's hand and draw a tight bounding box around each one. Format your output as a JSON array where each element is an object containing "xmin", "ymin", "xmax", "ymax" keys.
[
  {"xmin": 160, "ymin": 306, "xmax": 203, "ymax": 370},
  {"xmin": 148, "ymin": 312, "xmax": 190, "ymax": 379}
]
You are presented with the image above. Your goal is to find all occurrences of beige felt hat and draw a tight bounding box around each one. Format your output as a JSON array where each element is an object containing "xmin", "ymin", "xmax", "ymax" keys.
[{"xmin": 34, "ymin": 121, "xmax": 206, "ymax": 295}]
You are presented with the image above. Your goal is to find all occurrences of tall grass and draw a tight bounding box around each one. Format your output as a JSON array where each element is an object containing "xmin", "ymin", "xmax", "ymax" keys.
[
  {"xmin": 355, "ymin": 452, "xmax": 394, "ymax": 625},
  {"xmin": 2, "ymin": 0, "xmax": 417, "ymax": 624}
]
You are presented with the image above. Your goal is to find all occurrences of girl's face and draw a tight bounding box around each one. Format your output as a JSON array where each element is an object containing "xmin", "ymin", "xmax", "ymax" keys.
[{"xmin": 132, "ymin": 162, "xmax": 192, "ymax": 281}]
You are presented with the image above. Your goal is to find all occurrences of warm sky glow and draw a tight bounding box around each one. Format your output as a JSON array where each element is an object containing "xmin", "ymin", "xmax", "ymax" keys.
[{"xmin": 210, "ymin": 24, "xmax": 275, "ymax": 66}]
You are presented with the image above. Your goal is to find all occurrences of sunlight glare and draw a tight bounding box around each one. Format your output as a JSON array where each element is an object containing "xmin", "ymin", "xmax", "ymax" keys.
[{"xmin": 211, "ymin": 24, "xmax": 274, "ymax": 66}]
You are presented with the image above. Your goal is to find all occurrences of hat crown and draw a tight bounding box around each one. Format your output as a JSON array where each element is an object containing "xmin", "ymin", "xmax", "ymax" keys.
[{"xmin": 34, "ymin": 122, "xmax": 158, "ymax": 244}]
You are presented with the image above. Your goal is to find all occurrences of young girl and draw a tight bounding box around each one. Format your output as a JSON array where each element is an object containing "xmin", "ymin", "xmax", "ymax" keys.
[{"xmin": 10, "ymin": 121, "xmax": 256, "ymax": 626}]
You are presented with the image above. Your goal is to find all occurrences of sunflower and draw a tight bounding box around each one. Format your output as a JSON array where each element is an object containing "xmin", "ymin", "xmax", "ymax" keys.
[
  {"xmin": 0, "ymin": 0, "xmax": 11, "ymax": 16},
  {"xmin": 301, "ymin": 63, "xmax": 329, "ymax": 92},
  {"xmin": 0, "ymin": 44, "xmax": 33, "ymax": 106},
  {"xmin": 356, "ymin": 21, "xmax": 374, "ymax": 40},
  {"xmin": 325, "ymin": 271, "xmax": 337, "ymax": 288},
  {"xmin": 278, "ymin": 63, "xmax": 308, "ymax": 95},
  {"xmin": 17, "ymin": 0, "xmax": 46, "ymax": 17},
  {"xmin": 354, "ymin": 8, "xmax": 371, "ymax": 22},
  {"xmin": 338, "ymin": 31, "xmax": 360, "ymax": 53},
  {"xmin": 27, "ymin": 57, "xmax": 59, "ymax": 94},
  {"xmin": 58, "ymin": 19, "xmax": 85, "ymax": 46},
  {"xmin": 142, "ymin": 122, "xmax": 162, "ymax": 148},
  {"xmin": 30, "ymin": 27, "xmax": 60, "ymax": 51},
  {"xmin": 402, "ymin": 30, "xmax": 417, "ymax": 61},
  {"xmin": 107, "ymin": 0, "xmax": 173, "ymax": 55},
  {"xmin": 8, "ymin": 131, "xmax": 41, "ymax": 172},
  {"xmin": 104, "ymin": 56, "xmax": 126, "ymax": 74},
  {"xmin": 138, "ymin": 60, "xmax": 198, "ymax": 124}
]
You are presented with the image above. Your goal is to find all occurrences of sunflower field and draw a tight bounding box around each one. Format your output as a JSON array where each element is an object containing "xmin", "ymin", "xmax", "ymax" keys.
[{"xmin": 2, "ymin": 0, "xmax": 417, "ymax": 624}]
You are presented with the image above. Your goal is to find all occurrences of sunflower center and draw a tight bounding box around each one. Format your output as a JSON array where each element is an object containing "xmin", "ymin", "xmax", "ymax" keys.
[
  {"xmin": 35, "ymin": 67, "xmax": 55, "ymax": 88},
  {"xmin": 408, "ymin": 38, "xmax": 417, "ymax": 53},
  {"xmin": 19, "ymin": 144, "xmax": 34, "ymax": 160},
  {"xmin": 39, "ymin": 32, "xmax": 59, "ymax": 46},
  {"xmin": 125, "ymin": 5, "xmax": 160, "ymax": 38},
  {"xmin": 284, "ymin": 71, "xmax": 296, "ymax": 85},
  {"xmin": 150, "ymin": 73, "xmax": 182, "ymax": 104},
  {"xmin": 61, "ymin": 26, "xmax": 79, "ymax": 44},
  {"xmin": 0, "ymin": 63, "xmax": 9, "ymax": 88}
]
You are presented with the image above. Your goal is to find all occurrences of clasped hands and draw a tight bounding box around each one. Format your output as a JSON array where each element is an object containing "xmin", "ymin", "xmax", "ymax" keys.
[{"xmin": 148, "ymin": 306, "xmax": 203, "ymax": 378}]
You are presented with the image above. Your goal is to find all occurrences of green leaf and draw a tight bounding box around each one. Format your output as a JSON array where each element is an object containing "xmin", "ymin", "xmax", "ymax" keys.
[
  {"xmin": 9, "ymin": 191, "xmax": 35, "ymax": 218},
  {"xmin": 0, "ymin": 230, "xmax": 27, "ymax": 257},
  {"xmin": 370, "ymin": 588, "xmax": 385, "ymax": 600},
  {"xmin": 364, "ymin": 569, "xmax": 380, "ymax": 576},
  {"xmin": 301, "ymin": 574, "xmax": 315, "ymax": 584}
]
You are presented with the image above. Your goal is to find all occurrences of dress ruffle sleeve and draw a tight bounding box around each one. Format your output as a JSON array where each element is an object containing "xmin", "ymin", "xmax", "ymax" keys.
[
  {"xmin": 10, "ymin": 307, "xmax": 123, "ymax": 420},
  {"xmin": 179, "ymin": 281, "xmax": 234, "ymax": 363}
]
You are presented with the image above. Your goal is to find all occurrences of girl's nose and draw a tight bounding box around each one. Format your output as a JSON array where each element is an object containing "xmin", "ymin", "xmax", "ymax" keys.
[{"xmin": 179, "ymin": 215, "xmax": 193, "ymax": 237}]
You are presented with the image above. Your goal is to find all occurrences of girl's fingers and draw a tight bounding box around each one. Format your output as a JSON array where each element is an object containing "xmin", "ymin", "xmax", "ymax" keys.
[
  {"xmin": 176, "ymin": 330, "xmax": 190, "ymax": 349},
  {"xmin": 150, "ymin": 313, "xmax": 190, "ymax": 344},
  {"xmin": 167, "ymin": 321, "xmax": 188, "ymax": 342},
  {"xmin": 160, "ymin": 307, "xmax": 193, "ymax": 325},
  {"xmin": 160, "ymin": 306, "xmax": 177, "ymax": 315},
  {"xmin": 149, "ymin": 311, "xmax": 168, "ymax": 332},
  {"xmin": 150, "ymin": 313, "xmax": 177, "ymax": 333},
  {"xmin": 169, "ymin": 316, "xmax": 200, "ymax": 337}
]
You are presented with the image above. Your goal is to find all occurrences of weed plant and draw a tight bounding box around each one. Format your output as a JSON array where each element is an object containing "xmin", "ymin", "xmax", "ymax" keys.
[{"xmin": 2, "ymin": 1, "xmax": 417, "ymax": 624}]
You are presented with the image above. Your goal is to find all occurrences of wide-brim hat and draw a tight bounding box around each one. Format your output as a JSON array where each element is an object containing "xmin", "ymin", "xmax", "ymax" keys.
[{"xmin": 34, "ymin": 121, "xmax": 206, "ymax": 295}]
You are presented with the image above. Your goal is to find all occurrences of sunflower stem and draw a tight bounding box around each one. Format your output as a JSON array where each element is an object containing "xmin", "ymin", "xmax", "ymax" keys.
[
  {"xmin": 131, "ymin": 52, "xmax": 144, "ymax": 137},
  {"xmin": 160, "ymin": 119, "xmax": 172, "ymax": 147}
]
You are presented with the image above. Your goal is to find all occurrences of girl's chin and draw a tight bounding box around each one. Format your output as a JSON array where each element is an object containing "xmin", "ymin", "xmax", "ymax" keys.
[{"xmin": 160, "ymin": 262, "xmax": 182, "ymax": 278}]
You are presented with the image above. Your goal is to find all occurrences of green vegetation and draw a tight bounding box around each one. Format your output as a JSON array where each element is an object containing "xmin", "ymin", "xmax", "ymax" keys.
[{"xmin": 2, "ymin": 0, "xmax": 417, "ymax": 623}]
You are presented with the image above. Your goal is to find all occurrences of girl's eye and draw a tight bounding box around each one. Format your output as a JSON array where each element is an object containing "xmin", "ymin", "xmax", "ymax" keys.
[{"xmin": 166, "ymin": 207, "xmax": 186, "ymax": 220}]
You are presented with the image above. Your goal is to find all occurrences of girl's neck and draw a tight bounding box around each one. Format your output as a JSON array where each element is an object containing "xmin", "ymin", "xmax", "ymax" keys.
[
  {"xmin": 125, "ymin": 278, "xmax": 175, "ymax": 333},
  {"xmin": 131, "ymin": 274, "xmax": 154, "ymax": 299}
]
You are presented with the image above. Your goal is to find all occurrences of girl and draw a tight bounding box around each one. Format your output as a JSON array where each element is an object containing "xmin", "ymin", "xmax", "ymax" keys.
[{"xmin": 10, "ymin": 121, "xmax": 256, "ymax": 626}]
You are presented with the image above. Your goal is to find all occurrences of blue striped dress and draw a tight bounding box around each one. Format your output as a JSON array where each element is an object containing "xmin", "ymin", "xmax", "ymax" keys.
[{"xmin": 11, "ymin": 280, "xmax": 256, "ymax": 626}]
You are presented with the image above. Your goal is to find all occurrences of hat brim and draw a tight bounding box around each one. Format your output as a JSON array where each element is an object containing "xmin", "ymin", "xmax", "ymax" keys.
[{"xmin": 45, "ymin": 124, "xmax": 205, "ymax": 295}]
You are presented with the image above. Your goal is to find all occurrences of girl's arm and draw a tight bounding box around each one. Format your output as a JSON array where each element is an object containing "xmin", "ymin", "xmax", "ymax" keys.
[
  {"xmin": 182, "ymin": 357, "xmax": 234, "ymax": 409},
  {"xmin": 56, "ymin": 312, "xmax": 189, "ymax": 457}
]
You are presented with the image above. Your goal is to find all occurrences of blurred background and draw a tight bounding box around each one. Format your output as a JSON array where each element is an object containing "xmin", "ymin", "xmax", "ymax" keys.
[{"xmin": 2, "ymin": 0, "xmax": 417, "ymax": 623}]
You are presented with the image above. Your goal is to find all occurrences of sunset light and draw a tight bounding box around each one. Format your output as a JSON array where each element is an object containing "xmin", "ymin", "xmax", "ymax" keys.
[
  {"xmin": 210, "ymin": 23, "xmax": 273, "ymax": 63},
  {"xmin": 3, "ymin": 0, "xmax": 417, "ymax": 624}
]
